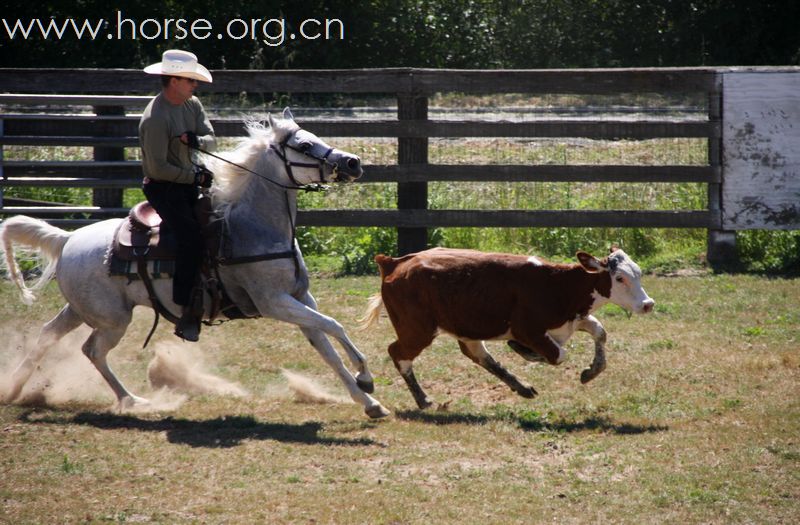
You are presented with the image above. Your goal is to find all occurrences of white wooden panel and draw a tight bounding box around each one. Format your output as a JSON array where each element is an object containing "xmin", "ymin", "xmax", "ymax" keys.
[{"xmin": 722, "ymin": 72, "xmax": 800, "ymax": 229}]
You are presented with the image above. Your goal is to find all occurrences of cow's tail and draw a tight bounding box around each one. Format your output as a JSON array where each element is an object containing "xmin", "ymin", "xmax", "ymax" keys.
[
  {"xmin": 357, "ymin": 293, "xmax": 384, "ymax": 332},
  {"xmin": 356, "ymin": 253, "xmax": 399, "ymax": 331},
  {"xmin": 0, "ymin": 216, "xmax": 72, "ymax": 305}
]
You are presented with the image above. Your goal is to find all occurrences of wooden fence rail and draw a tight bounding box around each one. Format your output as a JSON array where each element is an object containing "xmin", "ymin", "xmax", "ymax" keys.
[{"xmin": 4, "ymin": 67, "xmax": 793, "ymax": 262}]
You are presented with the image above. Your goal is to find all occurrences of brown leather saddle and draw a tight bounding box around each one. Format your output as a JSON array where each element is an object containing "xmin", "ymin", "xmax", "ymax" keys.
[{"xmin": 112, "ymin": 201, "xmax": 177, "ymax": 263}]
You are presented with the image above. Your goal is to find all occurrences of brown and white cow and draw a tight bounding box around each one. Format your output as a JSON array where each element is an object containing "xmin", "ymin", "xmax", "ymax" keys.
[{"xmin": 361, "ymin": 247, "xmax": 654, "ymax": 409}]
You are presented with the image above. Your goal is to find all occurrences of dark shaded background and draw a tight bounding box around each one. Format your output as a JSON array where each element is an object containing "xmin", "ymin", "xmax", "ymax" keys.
[{"xmin": 2, "ymin": 1, "xmax": 798, "ymax": 69}]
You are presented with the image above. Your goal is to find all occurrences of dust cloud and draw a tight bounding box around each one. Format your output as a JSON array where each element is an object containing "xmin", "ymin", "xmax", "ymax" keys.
[
  {"xmin": 147, "ymin": 342, "xmax": 248, "ymax": 398},
  {"xmin": 281, "ymin": 369, "xmax": 351, "ymax": 405},
  {"xmin": 1, "ymin": 324, "xmax": 351, "ymax": 411},
  {"xmin": 0, "ymin": 328, "xmax": 247, "ymax": 411},
  {"xmin": 0, "ymin": 326, "xmax": 113, "ymax": 406}
]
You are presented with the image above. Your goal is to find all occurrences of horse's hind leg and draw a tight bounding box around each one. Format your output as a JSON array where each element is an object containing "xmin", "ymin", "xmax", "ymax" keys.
[
  {"xmin": 4, "ymin": 303, "xmax": 83, "ymax": 402},
  {"xmin": 81, "ymin": 325, "xmax": 147, "ymax": 410}
]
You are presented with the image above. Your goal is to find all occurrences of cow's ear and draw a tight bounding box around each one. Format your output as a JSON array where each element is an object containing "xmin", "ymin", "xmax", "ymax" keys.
[
  {"xmin": 577, "ymin": 251, "xmax": 606, "ymax": 273},
  {"xmin": 609, "ymin": 243, "xmax": 620, "ymax": 254}
]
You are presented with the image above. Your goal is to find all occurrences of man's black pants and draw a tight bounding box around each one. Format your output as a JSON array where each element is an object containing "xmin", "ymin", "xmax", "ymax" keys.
[{"xmin": 143, "ymin": 180, "xmax": 202, "ymax": 307}]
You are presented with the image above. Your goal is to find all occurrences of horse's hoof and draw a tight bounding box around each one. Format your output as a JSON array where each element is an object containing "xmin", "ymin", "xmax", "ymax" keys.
[
  {"xmin": 365, "ymin": 404, "xmax": 391, "ymax": 419},
  {"xmin": 118, "ymin": 395, "xmax": 151, "ymax": 411},
  {"xmin": 356, "ymin": 378, "xmax": 375, "ymax": 394},
  {"xmin": 517, "ymin": 385, "xmax": 538, "ymax": 399},
  {"xmin": 1, "ymin": 386, "xmax": 21, "ymax": 404}
]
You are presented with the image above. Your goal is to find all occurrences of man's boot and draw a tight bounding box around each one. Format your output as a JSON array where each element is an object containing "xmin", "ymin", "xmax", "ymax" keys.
[{"xmin": 175, "ymin": 286, "xmax": 203, "ymax": 342}]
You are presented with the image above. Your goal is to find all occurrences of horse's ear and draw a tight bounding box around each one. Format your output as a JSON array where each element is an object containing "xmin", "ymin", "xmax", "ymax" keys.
[
  {"xmin": 283, "ymin": 107, "xmax": 295, "ymax": 121},
  {"xmin": 267, "ymin": 114, "xmax": 276, "ymax": 129}
]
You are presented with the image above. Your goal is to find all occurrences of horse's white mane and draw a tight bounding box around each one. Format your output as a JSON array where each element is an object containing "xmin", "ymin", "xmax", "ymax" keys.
[{"xmin": 210, "ymin": 115, "xmax": 299, "ymax": 203}]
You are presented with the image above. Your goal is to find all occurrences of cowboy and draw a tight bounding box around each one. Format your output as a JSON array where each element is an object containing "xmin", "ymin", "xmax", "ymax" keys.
[{"xmin": 139, "ymin": 49, "xmax": 216, "ymax": 342}]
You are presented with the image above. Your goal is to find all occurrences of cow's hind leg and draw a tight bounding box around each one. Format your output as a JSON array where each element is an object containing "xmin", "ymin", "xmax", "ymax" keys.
[
  {"xmin": 457, "ymin": 340, "xmax": 537, "ymax": 399},
  {"xmin": 4, "ymin": 304, "xmax": 83, "ymax": 403},
  {"xmin": 388, "ymin": 337, "xmax": 435, "ymax": 410},
  {"xmin": 576, "ymin": 315, "xmax": 607, "ymax": 384}
]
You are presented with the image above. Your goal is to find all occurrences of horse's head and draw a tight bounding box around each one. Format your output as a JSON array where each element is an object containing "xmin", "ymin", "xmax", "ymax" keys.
[{"xmin": 268, "ymin": 107, "xmax": 363, "ymax": 185}]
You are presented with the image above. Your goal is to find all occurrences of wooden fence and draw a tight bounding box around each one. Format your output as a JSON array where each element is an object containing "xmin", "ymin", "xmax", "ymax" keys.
[{"xmin": 2, "ymin": 67, "xmax": 793, "ymax": 262}]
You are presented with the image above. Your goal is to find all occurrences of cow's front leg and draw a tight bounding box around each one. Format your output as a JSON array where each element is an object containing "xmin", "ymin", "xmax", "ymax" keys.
[
  {"xmin": 512, "ymin": 331, "xmax": 567, "ymax": 366},
  {"xmin": 576, "ymin": 315, "xmax": 607, "ymax": 384},
  {"xmin": 506, "ymin": 340, "xmax": 547, "ymax": 363},
  {"xmin": 457, "ymin": 340, "xmax": 537, "ymax": 399}
]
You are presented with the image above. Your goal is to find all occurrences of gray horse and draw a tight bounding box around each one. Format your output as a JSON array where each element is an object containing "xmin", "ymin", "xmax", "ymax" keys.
[{"xmin": 0, "ymin": 108, "xmax": 390, "ymax": 419}]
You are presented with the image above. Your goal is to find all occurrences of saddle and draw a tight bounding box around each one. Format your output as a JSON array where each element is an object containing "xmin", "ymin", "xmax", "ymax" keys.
[
  {"xmin": 112, "ymin": 201, "xmax": 176, "ymax": 262},
  {"xmin": 109, "ymin": 197, "xmax": 248, "ymax": 346}
]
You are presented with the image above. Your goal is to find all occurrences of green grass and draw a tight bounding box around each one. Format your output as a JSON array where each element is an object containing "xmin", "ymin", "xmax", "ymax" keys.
[{"xmin": 0, "ymin": 274, "xmax": 798, "ymax": 524}]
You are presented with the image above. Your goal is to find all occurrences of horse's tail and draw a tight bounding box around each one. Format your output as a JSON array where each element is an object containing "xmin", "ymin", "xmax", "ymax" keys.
[
  {"xmin": 0, "ymin": 216, "xmax": 72, "ymax": 305},
  {"xmin": 357, "ymin": 293, "xmax": 384, "ymax": 332}
]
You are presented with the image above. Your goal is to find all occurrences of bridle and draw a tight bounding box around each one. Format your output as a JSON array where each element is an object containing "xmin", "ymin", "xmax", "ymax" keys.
[{"xmin": 269, "ymin": 128, "xmax": 337, "ymax": 188}]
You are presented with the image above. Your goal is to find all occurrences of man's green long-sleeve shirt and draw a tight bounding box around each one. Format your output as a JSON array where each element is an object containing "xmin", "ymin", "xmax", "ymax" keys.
[{"xmin": 139, "ymin": 93, "xmax": 216, "ymax": 184}]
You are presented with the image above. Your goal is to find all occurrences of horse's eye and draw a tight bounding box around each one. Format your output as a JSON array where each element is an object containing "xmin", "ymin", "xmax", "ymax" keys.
[{"xmin": 298, "ymin": 142, "xmax": 312, "ymax": 152}]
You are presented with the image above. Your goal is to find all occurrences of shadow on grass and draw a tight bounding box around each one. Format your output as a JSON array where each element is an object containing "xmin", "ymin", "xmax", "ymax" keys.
[
  {"xmin": 396, "ymin": 410, "xmax": 668, "ymax": 435},
  {"xmin": 18, "ymin": 411, "xmax": 377, "ymax": 448}
]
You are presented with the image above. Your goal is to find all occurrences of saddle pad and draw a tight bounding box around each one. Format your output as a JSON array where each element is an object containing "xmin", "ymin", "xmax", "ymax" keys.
[{"xmin": 108, "ymin": 255, "xmax": 175, "ymax": 279}]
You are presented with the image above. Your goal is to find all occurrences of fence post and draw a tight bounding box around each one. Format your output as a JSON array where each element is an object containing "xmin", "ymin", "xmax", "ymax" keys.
[
  {"xmin": 0, "ymin": 117, "xmax": 4, "ymax": 209},
  {"xmin": 396, "ymin": 93, "xmax": 428, "ymax": 255},
  {"xmin": 92, "ymin": 105, "xmax": 125, "ymax": 212},
  {"xmin": 705, "ymin": 78, "xmax": 738, "ymax": 271}
]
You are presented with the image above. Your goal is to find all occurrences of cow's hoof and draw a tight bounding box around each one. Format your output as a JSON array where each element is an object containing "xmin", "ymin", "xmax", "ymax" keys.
[
  {"xmin": 416, "ymin": 398, "xmax": 434, "ymax": 410},
  {"xmin": 365, "ymin": 404, "xmax": 391, "ymax": 419},
  {"xmin": 580, "ymin": 368, "xmax": 600, "ymax": 384},
  {"xmin": 356, "ymin": 378, "xmax": 375, "ymax": 394},
  {"xmin": 517, "ymin": 385, "xmax": 538, "ymax": 399}
]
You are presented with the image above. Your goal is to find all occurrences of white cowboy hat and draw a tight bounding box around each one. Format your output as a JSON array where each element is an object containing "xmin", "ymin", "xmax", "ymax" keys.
[{"xmin": 144, "ymin": 49, "xmax": 213, "ymax": 83}]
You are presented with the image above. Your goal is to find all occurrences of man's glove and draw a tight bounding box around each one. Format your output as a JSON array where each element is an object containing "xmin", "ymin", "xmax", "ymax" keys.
[
  {"xmin": 194, "ymin": 165, "xmax": 214, "ymax": 188},
  {"xmin": 183, "ymin": 131, "xmax": 200, "ymax": 149}
]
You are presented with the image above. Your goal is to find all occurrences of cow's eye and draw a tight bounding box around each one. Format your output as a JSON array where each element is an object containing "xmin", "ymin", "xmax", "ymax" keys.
[{"xmin": 615, "ymin": 276, "xmax": 625, "ymax": 283}]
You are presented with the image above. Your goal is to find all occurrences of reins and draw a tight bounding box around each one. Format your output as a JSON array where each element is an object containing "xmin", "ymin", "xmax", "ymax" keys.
[{"xmin": 186, "ymin": 141, "xmax": 330, "ymax": 193}]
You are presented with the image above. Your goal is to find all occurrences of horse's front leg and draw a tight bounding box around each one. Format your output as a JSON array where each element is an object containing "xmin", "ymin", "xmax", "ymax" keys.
[
  {"xmin": 258, "ymin": 293, "xmax": 389, "ymax": 419},
  {"xmin": 297, "ymin": 291, "xmax": 375, "ymax": 394}
]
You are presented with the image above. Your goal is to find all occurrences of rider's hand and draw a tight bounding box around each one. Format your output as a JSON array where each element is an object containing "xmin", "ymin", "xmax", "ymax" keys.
[
  {"xmin": 193, "ymin": 165, "xmax": 213, "ymax": 188},
  {"xmin": 181, "ymin": 131, "xmax": 200, "ymax": 149}
]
